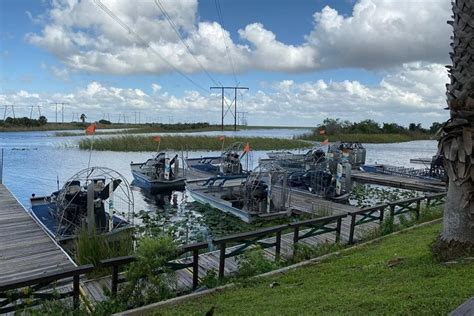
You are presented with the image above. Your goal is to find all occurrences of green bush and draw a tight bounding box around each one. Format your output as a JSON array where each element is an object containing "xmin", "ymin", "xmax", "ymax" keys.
[
  {"xmin": 118, "ymin": 236, "xmax": 178, "ymax": 308},
  {"xmin": 236, "ymin": 247, "xmax": 280, "ymax": 278}
]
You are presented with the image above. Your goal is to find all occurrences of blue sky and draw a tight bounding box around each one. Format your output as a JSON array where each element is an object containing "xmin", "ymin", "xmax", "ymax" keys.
[{"xmin": 0, "ymin": 0, "xmax": 452, "ymax": 126}]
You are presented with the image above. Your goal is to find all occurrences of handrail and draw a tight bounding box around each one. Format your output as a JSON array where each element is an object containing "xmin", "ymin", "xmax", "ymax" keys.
[
  {"xmin": 0, "ymin": 264, "xmax": 94, "ymax": 313},
  {"xmin": 0, "ymin": 264, "xmax": 94, "ymax": 291},
  {"xmin": 213, "ymin": 224, "xmax": 288, "ymax": 245}
]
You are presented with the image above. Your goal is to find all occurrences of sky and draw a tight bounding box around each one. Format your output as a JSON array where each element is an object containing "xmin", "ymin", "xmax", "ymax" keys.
[{"xmin": 0, "ymin": 0, "xmax": 452, "ymax": 127}]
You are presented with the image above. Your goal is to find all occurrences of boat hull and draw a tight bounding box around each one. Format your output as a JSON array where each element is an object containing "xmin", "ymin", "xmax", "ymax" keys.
[
  {"xmin": 30, "ymin": 195, "xmax": 130, "ymax": 243},
  {"xmin": 131, "ymin": 170, "xmax": 186, "ymax": 192}
]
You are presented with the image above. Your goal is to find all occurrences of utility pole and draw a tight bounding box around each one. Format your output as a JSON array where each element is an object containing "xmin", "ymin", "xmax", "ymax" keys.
[
  {"xmin": 2, "ymin": 105, "xmax": 15, "ymax": 120},
  {"xmin": 210, "ymin": 86, "xmax": 249, "ymax": 131},
  {"xmin": 51, "ymin": 102, "xmax": 69, "ymax": 123}
]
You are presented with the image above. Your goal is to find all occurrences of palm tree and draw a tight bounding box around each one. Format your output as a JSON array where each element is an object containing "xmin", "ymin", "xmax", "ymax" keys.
[
  {"xmin": 438, "ymin": 0, "xmax": 474, "ymax": 248},
  {"xmin": 80, "ymin": 113, "xmax": 87, "ymax": 123}
]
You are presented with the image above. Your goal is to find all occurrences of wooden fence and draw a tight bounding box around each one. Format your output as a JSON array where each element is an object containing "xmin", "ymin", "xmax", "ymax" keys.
[{"xmin": 0, "ymin": 192, "xmax": 446, "ymax": 312}]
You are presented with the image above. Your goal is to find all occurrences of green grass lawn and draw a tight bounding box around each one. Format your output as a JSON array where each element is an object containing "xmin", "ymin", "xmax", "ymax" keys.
[{"xmin": 155, "ymin": 223, "xmax": 474, "ymax": 315}]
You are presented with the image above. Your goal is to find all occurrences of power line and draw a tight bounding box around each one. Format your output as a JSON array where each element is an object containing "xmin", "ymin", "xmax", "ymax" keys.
[
  {"xmin": 210, "ymin": 86, "xmax": 248, "ymax": 131},
  {"xmin": 214, "ymin": 0, "xmax": 238, "ymax": 85},
  {"xmin": 153, "ymin": 0, "xmax": 221, "ymax": 87},
  {"xmin": 93, "ymin": 0, "xmax": 208, "ymax": 93}
]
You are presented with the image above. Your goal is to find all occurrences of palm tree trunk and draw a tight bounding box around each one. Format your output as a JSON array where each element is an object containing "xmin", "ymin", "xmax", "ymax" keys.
[{"xmin": 438, "ymin": 0, "xmax": 474, "ymax": 245}]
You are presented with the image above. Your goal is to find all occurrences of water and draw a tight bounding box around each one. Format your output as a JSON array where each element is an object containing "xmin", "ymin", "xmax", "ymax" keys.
[{"xmin": 0, "ymin": 130, "xmax": 439, "ymax": 239}]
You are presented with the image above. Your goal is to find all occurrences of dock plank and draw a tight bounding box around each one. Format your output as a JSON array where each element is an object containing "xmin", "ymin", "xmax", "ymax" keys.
[{"xmin": 0, "ymin": 184, "xmax": 75, "ymax": 284}]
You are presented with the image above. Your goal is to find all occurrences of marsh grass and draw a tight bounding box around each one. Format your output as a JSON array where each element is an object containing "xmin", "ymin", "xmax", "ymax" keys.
[
  {"xmin": 75, "ymin": 227, "xmax": 133, "ymax": 277},
  {"xmin": 79, "ymin": 135, "xmax": 311, "ymax": 151},
  {"xmin": 296, "ymin": 132, "xmax": 432, "ymax": 143}
]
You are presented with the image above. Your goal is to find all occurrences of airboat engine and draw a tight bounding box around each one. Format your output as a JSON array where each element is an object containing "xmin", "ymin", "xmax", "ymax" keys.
[
  {"xmin": 242, "ymin": 179, "xmax": 268, "ymax": 213},
  {"xmin": 220, "ymin": 151, "xmax": 243, "ymax": 175}
]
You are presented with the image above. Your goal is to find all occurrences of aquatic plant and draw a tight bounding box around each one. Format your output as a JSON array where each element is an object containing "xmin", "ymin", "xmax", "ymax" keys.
[{"xmin": 79, "ymin": 135, "xmax": 311, "ymax": 151}]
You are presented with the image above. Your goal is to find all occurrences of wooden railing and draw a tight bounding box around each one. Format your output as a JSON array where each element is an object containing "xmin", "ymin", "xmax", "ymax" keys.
[
  {"xmin": 99, "ymin": 241, "xmax": 208, "ymax": 296},
  {"xmin": 347, "ymin": 193, "xmax": 446, "ymax": 244},
  {"xmin": 213, "ymin": 214, "xmax": 345, "ymax": 279},
  {"xmin": 0, "ymin": 193, "xmax": 446, "ymax": 311},
  {"xmin": 0, "ymin": 264, "xmax": 93, "ymax": 314}
]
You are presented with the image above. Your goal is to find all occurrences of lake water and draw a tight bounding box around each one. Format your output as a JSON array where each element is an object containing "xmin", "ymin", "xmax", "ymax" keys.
[{"xmin": 0, "ymin": 129, "xmax": 439, "ymax": 239}]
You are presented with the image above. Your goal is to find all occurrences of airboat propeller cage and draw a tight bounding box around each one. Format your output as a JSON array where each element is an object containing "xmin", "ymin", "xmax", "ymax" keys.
[{"xmin": 54, "ymin": 166, "xmax": 134, "ymax": 238}]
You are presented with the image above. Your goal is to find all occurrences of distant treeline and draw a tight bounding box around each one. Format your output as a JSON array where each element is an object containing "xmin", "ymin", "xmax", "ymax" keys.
[
  {"xmin": 313, "ymin": 118, "xmax": 443, "ymax": 135},
  {"xmin": 0, "ymin": 116, "xmax": 48, "ymax": 127}
]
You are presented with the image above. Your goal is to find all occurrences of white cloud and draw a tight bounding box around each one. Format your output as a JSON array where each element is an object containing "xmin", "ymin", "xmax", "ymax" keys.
[
  {"xmin": 0, "ymin": 62, "xmax": 449, "ymax": 126},
  {"xmin": 26, "ymin": 0, "xmax": 451, "ymax": 76}
]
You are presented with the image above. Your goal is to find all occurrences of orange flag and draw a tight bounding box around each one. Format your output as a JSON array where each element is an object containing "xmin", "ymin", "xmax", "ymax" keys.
[
  {"xmin": 218, "ymin": 135, "xmax": 225, "ymax": 141},
  {"xmin": 321, "ymin": 138, "xmax": 329, "ymax": 145},
  {"xmin": 319, "ymin": 129, "xmax": 326, "ymax": 135},
  {"xmin": 243, "ymin": 143, "xmax": 251, "ymax": 152},
  {"xmin": 85, "ymin": 123, "xmax": 96, "ymax": 135},
  {"xmin": 153, "ymin": 136, "xmax": 161, "ymax": 142}
]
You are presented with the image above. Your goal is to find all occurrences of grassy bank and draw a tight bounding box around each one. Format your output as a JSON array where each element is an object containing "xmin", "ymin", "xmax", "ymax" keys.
[
  {"xmin": 297, "ymin": 132, "xmax": 433, "ymax": 143},
  {"xmin": 156, "ymin": 222, "xmax": 473, "ymax": 315},
  {"xmin": 79, "ymin": 135, "xmax": 311, "ymax": 151},
  {"xmin": 0, "ymin": 122, "xmax": 151, "ymax": 132}
]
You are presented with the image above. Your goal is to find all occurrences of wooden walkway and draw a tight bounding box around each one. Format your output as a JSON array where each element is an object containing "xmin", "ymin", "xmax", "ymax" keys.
[
  {"xmin": 351, "ymin": 170, "xmax": 446, "ymax": 192},
  {"xmin": 81, "ymin": 215, "xmax": 377, "ymax": 302},
  {"xmin": 0, "ymin": 184, "xmax": 75, "ymax": 284}
]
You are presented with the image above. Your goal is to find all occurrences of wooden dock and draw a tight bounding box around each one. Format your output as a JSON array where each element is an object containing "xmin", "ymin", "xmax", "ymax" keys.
[
  {"xmin": 0, "ymin": 184, "xmax": 75, "ymax": 284},
  {"xmin": 351, "ymin": 170, "xmax": 446, "ymax": 192},
  {"xmin": 81, "ymin": 213, "xmax": 378, "ymax": 302}
]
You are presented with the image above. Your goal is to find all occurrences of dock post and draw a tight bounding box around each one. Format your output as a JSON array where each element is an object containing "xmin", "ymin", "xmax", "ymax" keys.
[
  {"xmin": 416, "ymin": 200, "xmax": 421, "ymax": 220},
  {"xmin": 335, "ymin": 218, "xmax": 342, "ymax": 243},
  {"xmin": 293, "ymin": 226, "xmax": 299, "ymax": 245},
  {"xmin": 379, "ymin": 206, "xmax": 385, "ymax": 223},
  {"xmin": 192, "ymin": 249, "xmax": 199, "ymax": 289},
  {"xmin": 73, "ymin": 274, "xmax": 80, "ymax": 309},
  {"xmin": 275, "ymin": 231, "xmax": 282, "ymax": 261},
  {"xmin": 112, "ymin": 265, "xmax": 119, "ymax": 296},
  {"xmin": 348, "ymin": 214, "xmax": 356, "ymax": 244},
  {"xmin": 218, "ymin": 243, "xmax": 226, "ymax": 279}
]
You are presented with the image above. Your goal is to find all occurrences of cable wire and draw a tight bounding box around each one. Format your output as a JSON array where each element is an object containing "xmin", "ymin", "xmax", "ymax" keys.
[
  {"xmin": 153, "ymin": 0, "xmax": 221, "ymax": 87},
  {"xmin": 93, "ymin": 0, "xmax": 208, "ymax": 93}
]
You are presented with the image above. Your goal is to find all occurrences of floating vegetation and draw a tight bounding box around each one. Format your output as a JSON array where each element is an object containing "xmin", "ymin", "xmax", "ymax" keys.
[
  {"xmin": 349, "ymin": 183, "xmax": 422, "ymax": 208},
  {"xmin": 79, "ymin": 135, "xmax": 311, "ymax": 151}
]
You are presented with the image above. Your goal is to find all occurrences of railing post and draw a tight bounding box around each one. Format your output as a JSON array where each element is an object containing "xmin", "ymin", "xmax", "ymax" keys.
[
  {"xmin": 293, "ymin": 226, "xmax": 299, "ymax": 245},
  {"xmin": 389, "ymin": 204, "xmax": 395, "ymax": 218},
  {"xmin": 112, "ymin": 264, "xmax": 119, "ymax": 296},
  {"xmin": 349, "ymin": 214, "xmax": 356, "ymax": 244},
  {"xmin": 335, "ymin": 218, "xmax": 342, "ymax": 243},
  {"xmin": 275, "ymin": 230, "xmax": 281, "ymax": 261},
  {"xmin": 416, "ymin": 200, "xmax": 421, "ymax": 219},
  {"xmin": 426, "ymin": 195, "xmax": 431, "ymax": 208},
  {"xmin": 73, "ymin": 274, "xmax": 80, "ymax": 310},
  {"xmin": 379, "ymin": 206, "xmax": 385, "ymax": 223},
  {"xmin": 192, "ymin": 249, "xmax": 199, "ymax": 290},
  {"xmin": 218, "ymin": 243, "xmax": 226, "ymax": 279}
]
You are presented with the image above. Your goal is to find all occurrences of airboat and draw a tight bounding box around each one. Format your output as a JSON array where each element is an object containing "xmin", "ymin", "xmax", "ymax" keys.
[
  {"xmin": 266, "ymin": 142, "xmax": 366, "ymax": 171},
  {"xmin": 131, "ymin": 152, "xmax": 186, "ymax": 193},
  {"xmin": 185, "ymin": 142, "xmax": 251, "ymax": 180},
  {"xmin": 29, "ymin": 167, "xmax": 134, "ymax": 247},
  {"xmin": 361, "ymin": 154, "xmax": 446, "ymax": 182},
  {"xmin": 187, "ymin": 162, "xmax": 290, "ymax": 223},
  {"xmin": 263, "ymin": 142, "xmax": 357, "ymax": 202}
]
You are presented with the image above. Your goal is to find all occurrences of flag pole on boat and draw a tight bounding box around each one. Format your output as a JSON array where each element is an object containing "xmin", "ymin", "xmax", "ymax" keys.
[
  {"xmin": 153, "ymin": 135, "xmax": 161, "ymax": 153},
  {"xmin": 85, "ymin": 122, "xmax": 97, "ymax": 169},
  {"xmin": 219, "ymin": 135, "xmax": 225, "ymax": 152}
]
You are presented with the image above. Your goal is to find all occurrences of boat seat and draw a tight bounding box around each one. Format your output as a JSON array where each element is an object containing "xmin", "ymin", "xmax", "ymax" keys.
[{"xmin": 66, "ymin": 185, "xmax": 81, "ymax": 195}]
